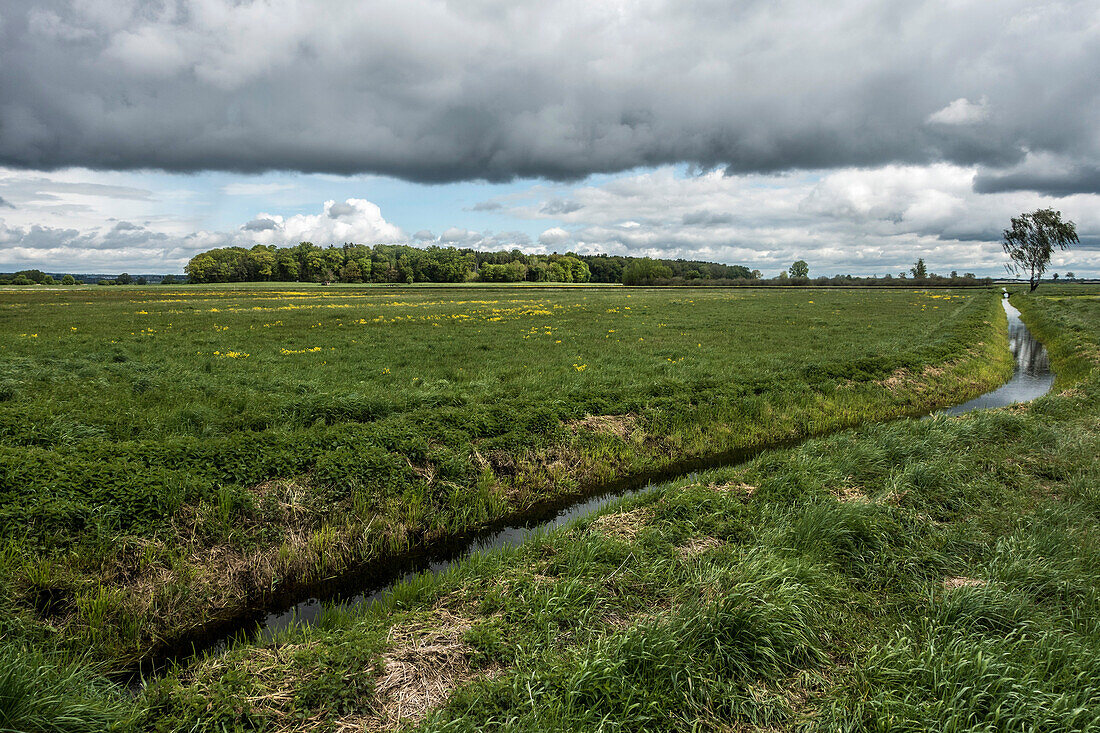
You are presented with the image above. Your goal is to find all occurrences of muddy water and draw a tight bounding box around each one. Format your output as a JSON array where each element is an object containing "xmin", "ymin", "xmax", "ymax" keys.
[{"xmin": 143, "ymin": 295, "xmax": 1054, "ymax": 674}]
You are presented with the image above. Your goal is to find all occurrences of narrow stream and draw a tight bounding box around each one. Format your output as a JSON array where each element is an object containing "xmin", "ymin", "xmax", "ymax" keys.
[
  {"xmin": 938, "ymin": 297, "xmax": 1053, "ymax": 415},
  {"xmin": 141, "ymin": 295, "xmax": 1054, "ymax": 675}
]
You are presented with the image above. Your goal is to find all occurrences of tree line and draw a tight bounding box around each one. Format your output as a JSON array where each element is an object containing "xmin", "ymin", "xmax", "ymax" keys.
[{"xmin": 182, "ymin": 242, "xmax": 758, "ymax": 285}]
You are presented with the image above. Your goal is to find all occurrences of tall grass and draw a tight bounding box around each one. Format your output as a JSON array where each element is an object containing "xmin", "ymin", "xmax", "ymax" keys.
[{"xmin": 0, "ymin": 643, "xmax": 130, "ymax": 733}]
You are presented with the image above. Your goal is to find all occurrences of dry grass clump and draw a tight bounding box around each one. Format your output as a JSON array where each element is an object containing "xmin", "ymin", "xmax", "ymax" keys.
[
  {"xmin": 567, "ymin": 413, "xmax": 639, "ymax": 440},
  {"xmin": 1079, "ymin": 344, "xmax": 1100, "ymax": 365},
  {"xmin": 943, "ymin": 576, "xmax": 987, "ymax": 590},
  {"xmin": 879, "ymin": 361, "xmax": 951, "ymax": 393},
  {"xmin": 187, "ymin": 640, "xmax": 354, "ymax": 732},
  {"xmin": 249, "ymin": 478, "xmax": 312, "ymax": 505},
  {"xmin": 707, "ymin": 481, "xmax": 757, "ymax": 497},
  {"xmin": 836, "ymin": 485, "xmax": 870, "ymax": 503},
  {"xmin": 345, "ymin": 609, "xmax": 491, "ymax": 731},
  {"xmin": 183, "ymin": 609, "xmax": 497, "ymax": 733},
  {"xmin": 676, "ymin": 536, "xmax": 725, "ymax": 560},
  {"xmin": 591, "ymin": 507, "xmax": 652, "ymax": 541}
]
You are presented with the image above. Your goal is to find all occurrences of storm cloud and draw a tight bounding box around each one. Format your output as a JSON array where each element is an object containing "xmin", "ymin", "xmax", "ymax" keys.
[
  {"xmin": 2, "ymin": 1, "xmax": 1098, "ymax": 191},
  {"xmin": 974, "ymin": 158, "xmax": 1100, "ymax": 197}
]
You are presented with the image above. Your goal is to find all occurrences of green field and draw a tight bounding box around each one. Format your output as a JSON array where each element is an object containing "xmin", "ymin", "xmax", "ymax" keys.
[
  {"xmin": 0, "ymin": 285, "xmax": 1012, "ymax": 671},
  {"xmin": 28, "ymin": 282, "xmax": 1100, "ymax": 733},
  {"xmin": 127, "ymin": 287, "xmax": 1099, "ymax": 733}
]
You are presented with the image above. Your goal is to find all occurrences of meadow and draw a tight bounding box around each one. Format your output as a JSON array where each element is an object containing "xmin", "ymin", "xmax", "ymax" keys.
[
  {"xmin": 0, "ymin": 284, "xmax": 1013, "ymax": 677},
  {"xmin": 120, "ymin": 286, "xmax": 1100, "ymax": 732}
]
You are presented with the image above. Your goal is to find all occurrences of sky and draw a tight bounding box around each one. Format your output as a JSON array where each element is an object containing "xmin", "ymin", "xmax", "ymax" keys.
[{"xmin": 1, "ymin": 0, "xmax": 1098, "ymax": 276}]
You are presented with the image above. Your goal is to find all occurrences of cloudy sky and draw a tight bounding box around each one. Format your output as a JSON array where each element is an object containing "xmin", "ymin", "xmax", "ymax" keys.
[{"xmin": 1, "ymin": 0, "xmax": 1098, "ymax": 275}]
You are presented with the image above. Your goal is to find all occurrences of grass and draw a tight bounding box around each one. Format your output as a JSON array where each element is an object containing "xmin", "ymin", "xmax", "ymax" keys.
[
  {"xmin": 90, "ymin": 284, "xmax": 1100, "ymax": 731},
  {"xmin": 0, "ymin": 284, "xmax": 1013, "ymax": 670},
  {"xmin": 0, "ymin": 642, "xmax": 132, "ymax": 733}
]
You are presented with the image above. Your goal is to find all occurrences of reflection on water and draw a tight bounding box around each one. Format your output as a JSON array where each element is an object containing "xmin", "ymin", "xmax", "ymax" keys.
[
  {"xmin": 938, "ymin": 297, "xmax": 1054, "ymax": 416},
  {"xmin": 192, "ymin": 294, "xmax": 1058, "ymax": 662}
]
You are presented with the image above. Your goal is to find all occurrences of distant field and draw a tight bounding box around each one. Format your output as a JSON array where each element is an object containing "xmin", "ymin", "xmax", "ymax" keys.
[{"xmin": 0, "ymin": 284, "xmax": 1011, "ymax": 667}]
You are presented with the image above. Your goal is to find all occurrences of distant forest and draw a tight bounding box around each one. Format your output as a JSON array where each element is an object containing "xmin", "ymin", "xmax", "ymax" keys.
[{"xmin": 183, "ymin": 242, "xmax": 755, "ymax": 285}]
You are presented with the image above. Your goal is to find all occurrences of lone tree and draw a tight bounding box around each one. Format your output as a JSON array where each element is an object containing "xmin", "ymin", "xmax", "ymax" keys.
[
  {"xmin": 788, "ymin": 260, "xmax": 809, "ymax": 279},
  {"xmin": 1002, "ymin": 208, "xmax": 1078, "ymax": 291},
  {"xmin": 911, "ymin": 258, "xmax": 928, "ymax": 279}
]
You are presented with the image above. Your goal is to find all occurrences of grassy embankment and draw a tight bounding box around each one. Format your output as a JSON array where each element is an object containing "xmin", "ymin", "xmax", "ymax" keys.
[
  {"xmin": 114, "ymin": 286, "xmax": 1100, "ymax": 732},
  {"xmin": 1, "ymin": 286, "xmax": 1009, "ymax": 676}
]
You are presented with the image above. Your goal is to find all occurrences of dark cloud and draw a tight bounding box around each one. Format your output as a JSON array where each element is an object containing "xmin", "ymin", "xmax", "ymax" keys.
[
  {"xmin": 413, "ymin": 230, "xmax": 435, "ymax": 241},
  {"xmin": 469, "ymin": 201, "xmax": 503, "ymax": 212},
  {"xmin": 1075, "ymin": 235, "xmax": 1100, "ymax": 251},
  {"xmin": 1, "ymin": 1, "xmax": 1097, "ymax": 187},
  {"xmin": 974, "ymin": 165, "xmax": 1100, "ymax": 197},
  {"xmin": 937, "ymin": 228, "xmax": 1003, "ymax": 244},
  {"xmin": 0, "ymin": 196, "xmax": 14, "ymax": 209},
  {"xmin": 111, "ymin": 220, "xmax": 142, "ymax": 231},
  {"xmin": 241, "ymin": 217, "xmax": 278, "ymax": 231}
]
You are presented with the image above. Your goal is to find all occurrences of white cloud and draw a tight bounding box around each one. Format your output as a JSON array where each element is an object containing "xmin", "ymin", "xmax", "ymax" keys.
[
  {"xmin": 927, "ymin": 97, "xmax": 991, "ymax": 125},
  {"xmin": 241, "ymin": 199, "xmax": 404, "ymax": 246},
  {"xmin": 478, "ymin": 165, "xmax": 1100, "ymax": 276},
  {"xmin": 1, "ymin": 166, "xmax": 1098, "ymax": 278},
  {"xmin": 0, "ymin": 192, "xmax": 407, "ymax": 271},
  {"xmin": 538, "ymin": 227, "xmax": 570, "ymax": 245},
  {"xmin": 435, "ymin": 227, "xmax": 532, "ymax": 250}
]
